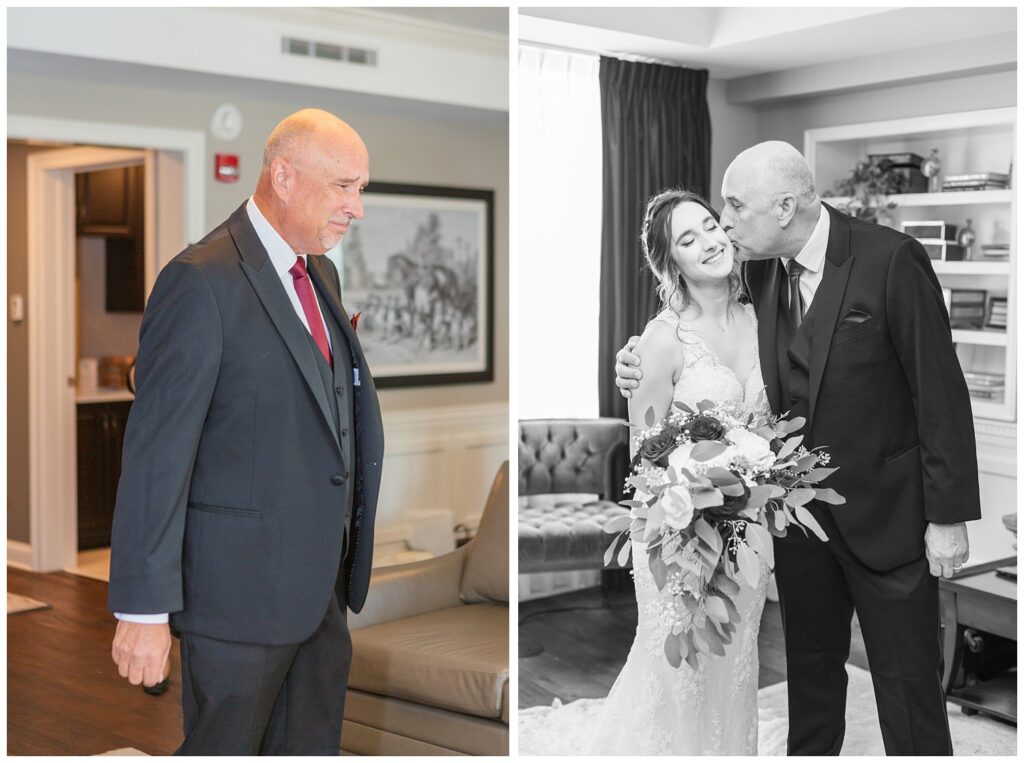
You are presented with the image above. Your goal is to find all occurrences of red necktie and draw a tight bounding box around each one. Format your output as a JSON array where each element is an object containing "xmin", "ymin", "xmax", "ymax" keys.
[{"xmin": 289, "ymin": 256, "xmax": 333, "ymax": 369}]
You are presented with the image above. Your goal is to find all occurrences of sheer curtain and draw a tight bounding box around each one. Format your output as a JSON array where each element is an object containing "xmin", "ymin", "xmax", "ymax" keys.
[{"xmin": 518, "ymin": 45, "xmax": 602, "ymax": 419}]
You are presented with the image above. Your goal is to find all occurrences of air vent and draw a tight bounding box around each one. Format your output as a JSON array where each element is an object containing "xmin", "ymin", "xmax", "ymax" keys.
[{"xmin": 282, "ymin": 36, "xmax": 378, "ymax": 66}]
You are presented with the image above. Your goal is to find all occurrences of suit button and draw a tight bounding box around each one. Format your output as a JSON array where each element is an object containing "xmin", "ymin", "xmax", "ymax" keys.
[
  {"xmin": 341, "ymin": 428, "xmax": 349, "ymax": 436},
  {"xmin": 335, "ymin": 386, "xmax": 344, "ymax": 394},
  {"xmin": 790, "ymin": 361, "xmax": 798, "ymax": 370},
  {"xmin": 344, "ymin": 471, "xmax": 350, "ymax": 480},
  {"xmin": 332, "ymin": 475, "xmax": 345, "ymax": 485}
]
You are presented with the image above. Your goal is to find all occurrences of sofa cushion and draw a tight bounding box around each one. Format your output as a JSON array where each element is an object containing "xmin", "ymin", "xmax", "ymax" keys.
[
  {"xmin": 461, "ymin": 462, "xmax": 509, "ymax": 603},
  {"xmin": 518, "ymin": 494, "xmax": 631, "ymax": 572},
  {"xmin": 349, "ymin": 603, "xmax": 508, "ymax": 721}
]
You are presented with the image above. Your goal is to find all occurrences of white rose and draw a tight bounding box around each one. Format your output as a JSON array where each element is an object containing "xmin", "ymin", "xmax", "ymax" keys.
[
  {"xmin": 727, "ymin": 427, "xmax": 775, "ymax": 471},
  {"xmin": 666, "ymin": 440, "xmax": 695, "ymax": 474},
  {"xmin": 660, "ymin": 485, "xmax": 695, "ymax": 530}
]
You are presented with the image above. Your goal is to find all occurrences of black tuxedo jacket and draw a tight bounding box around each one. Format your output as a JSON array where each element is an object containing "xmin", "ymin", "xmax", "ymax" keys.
[
  {"xmin": 108, "ymin": 203, "xmax": 385, "ymax": 645},
  {"xmin": 743, "ymin": 203, "xmax": 981, "ymax": 570}
]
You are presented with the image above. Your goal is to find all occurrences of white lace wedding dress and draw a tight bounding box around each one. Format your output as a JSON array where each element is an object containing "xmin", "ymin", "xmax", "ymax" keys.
[{"xmin": 519, "ymin": 304, "xmax": 788, "ymax": 756}]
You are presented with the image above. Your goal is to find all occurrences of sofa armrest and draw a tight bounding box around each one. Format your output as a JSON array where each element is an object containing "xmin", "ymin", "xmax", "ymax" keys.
[{"xmin": 349, "ymin": 544, "xmax": 470, "ymax": 630}]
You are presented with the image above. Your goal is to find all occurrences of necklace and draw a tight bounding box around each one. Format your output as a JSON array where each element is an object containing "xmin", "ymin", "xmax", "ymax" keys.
[{"xmin": 709, "ymin": 305, "xmax": 732, "ymax": 333}]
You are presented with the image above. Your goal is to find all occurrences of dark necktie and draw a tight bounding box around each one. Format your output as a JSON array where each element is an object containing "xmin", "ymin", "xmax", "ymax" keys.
[
  {"xmin": 289, "ymin": 256, "xmax": 333, "ymax": 369},
  {"xmin": 787, "ymin": 259, "xmax": 806, "ymax": 330}
]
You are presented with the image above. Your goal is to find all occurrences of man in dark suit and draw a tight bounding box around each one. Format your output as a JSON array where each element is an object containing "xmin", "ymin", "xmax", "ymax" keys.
[
  {"xmin": 108, "ymin": 108, "xmax": 385, "ymax": 755},
  {"xmin": 616, "ymin": 141, "xmax": 979, "ymax": 755}
]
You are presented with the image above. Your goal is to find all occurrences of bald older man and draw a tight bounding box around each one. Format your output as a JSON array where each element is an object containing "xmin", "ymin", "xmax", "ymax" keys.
[
  {"xmin": 617, "ymin": 142, "xmax": 979, "ymax": 755},
  {"xmin": 108, "ymin": 109, "xmax": 385, "ymax": 754}
]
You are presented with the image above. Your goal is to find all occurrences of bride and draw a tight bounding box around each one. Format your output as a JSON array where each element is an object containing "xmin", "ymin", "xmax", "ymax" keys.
[{"xmin": 519, "ymin": 190, "xmax": 784, "ymax": 755}]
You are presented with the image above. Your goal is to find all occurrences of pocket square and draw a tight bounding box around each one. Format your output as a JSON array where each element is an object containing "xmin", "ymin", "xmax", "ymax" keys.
[{"xmin": 839, "ymin": 309, "xmax": 872, "ymax": 326}]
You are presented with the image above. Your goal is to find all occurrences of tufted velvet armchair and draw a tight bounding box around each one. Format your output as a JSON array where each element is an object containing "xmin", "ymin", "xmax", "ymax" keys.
[{"xmin": 518, "ymin": 418, "xmax": 631, "ymax": 574}]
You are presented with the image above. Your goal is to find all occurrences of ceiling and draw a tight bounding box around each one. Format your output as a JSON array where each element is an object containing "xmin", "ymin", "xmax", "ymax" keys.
[
  {"xmin": 519, "ymin": 7, "xmax": 1017, "ymax": 79},
  {"xmin": 372, "ymin": 7, "xmax": 508, "ymax": 37}
]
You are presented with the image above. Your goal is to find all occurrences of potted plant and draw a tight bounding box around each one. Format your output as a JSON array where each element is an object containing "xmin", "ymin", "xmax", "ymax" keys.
[{"xmin": 824, "ymin": 157, "xmax": 909, "ymax": 225}]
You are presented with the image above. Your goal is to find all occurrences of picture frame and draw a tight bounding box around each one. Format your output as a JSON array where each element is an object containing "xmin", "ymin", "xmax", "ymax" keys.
[{"xmin": 339, "ymin": 182, "xmax": 494, "ymax": 387}]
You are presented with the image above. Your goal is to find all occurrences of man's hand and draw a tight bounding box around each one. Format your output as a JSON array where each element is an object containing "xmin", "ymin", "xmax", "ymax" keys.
[
  {"xmin": 111, "ymin": 620, "xmax": 172, "ymax": 687},
  {"xmin": 615, "ymin": 335, "xmax": 643, "ymax": 399},
  {"xmin": 924, "ymin": 522, "xmax": 970, "ymax": 579}
]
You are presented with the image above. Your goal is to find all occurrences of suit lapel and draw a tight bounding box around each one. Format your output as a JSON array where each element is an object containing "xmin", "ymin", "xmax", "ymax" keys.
[
  {"xmin": 226, "ymin": 204, "xmax": 338, "ymax": 446},
  {"xmin": 807, "ymin": 203, "xmax": 853, "ymax": 425}
]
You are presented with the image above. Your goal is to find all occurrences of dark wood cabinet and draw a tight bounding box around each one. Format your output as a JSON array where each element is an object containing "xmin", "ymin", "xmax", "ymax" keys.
[
  {"xmin": 77, "ymin": 400, "xmax": 132, "ymax": 550},
  {"xmin": 76, "ymin": 164, "xmax": 145, "ymax": 312}
]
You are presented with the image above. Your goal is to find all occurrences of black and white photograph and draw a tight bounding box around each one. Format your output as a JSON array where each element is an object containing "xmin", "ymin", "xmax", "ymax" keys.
[
  {"xmin": 517, "ymin": 6, "xmax": 1017, "ymax": 757},
  {"xmin": 342, "ymin": 183, "xmax": 494, "ymax": 386}
]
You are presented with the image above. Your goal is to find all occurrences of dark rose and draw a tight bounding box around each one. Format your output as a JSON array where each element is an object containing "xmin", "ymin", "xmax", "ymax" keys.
[
  {"xmin": 704, "ymin": 471, "xmax": 751, "ymax": 519},
  {"xmin": 769, "ymin": 437, "xmax": 783, "ymax": 455},
  {"xmin": 686, "ymin": 414, "xmax": 725, "ymax": 442},
  {"xmin": 634, "ymin": 430, "xmax": 677, "ymax": 469}
]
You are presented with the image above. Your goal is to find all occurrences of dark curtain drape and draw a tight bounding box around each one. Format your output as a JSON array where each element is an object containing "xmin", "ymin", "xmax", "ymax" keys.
[{"xmin": 597, "ymin": 57, "xmax": 711, "ymax": 419}]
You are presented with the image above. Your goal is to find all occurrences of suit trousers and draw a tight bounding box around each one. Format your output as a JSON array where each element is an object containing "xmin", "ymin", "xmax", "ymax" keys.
[
  {"xmin": 175, "ymin": 590, "xmax": 352, "ymax": 756},
  {"xmin": 773, "ymin": 509, "xmax": 952, "ymax": 756}
]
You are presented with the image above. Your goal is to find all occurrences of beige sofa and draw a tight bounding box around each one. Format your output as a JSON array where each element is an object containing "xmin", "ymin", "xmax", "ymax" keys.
[{"xmin": 341, "ymin": 463, "xmax": 509, "ymax": 756}]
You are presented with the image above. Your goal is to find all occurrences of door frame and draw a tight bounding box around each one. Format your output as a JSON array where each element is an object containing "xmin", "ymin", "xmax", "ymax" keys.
[{"xmin": 10, "ymin": 115, "xmax": 205, "ymax": 571}]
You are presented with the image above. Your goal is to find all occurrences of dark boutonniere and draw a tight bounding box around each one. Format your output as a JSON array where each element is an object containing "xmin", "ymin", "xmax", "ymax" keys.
[{"xmin": 350, "ymin": 312, "xmax": 361, "ymax": 333}]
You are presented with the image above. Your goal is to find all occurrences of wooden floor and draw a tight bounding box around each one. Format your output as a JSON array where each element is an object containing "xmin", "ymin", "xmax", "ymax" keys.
[
  {"xmin": 7, "ymin": 567, "xmax": 183, "ymax": 756},
  {"xmin": 519, "ymin": 583, "xmax": 868, "ymax": 709}
]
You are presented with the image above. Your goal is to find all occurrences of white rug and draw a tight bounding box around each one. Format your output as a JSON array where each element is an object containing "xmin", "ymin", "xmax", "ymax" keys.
[
  {"xmin": 7, "ymin": 592, "xmax": 50, "ymax": 614},
  {"xmin": 757, "ymin": 663, "xmax": 1016, "ymax": 756}
]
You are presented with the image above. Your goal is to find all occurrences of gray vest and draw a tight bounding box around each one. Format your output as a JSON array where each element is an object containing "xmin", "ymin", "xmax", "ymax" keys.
[{"xmin": 776, "ymin": 282, "xmax": 816, "ymax": 425}]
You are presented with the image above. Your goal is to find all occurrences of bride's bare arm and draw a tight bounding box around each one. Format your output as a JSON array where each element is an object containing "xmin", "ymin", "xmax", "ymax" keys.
[{"xmin": 626, "ymin": 322, "xmax": 682, "ymax": 457}]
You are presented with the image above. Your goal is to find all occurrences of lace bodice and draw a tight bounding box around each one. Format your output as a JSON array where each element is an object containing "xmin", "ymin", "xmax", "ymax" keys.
[
  {"xmin": 652, "ymin": 302, "xmax": 769, "ymax": 417},
  {"xmin": 519, "ymin": 303, "xmax": 784, "ymax": 755}
]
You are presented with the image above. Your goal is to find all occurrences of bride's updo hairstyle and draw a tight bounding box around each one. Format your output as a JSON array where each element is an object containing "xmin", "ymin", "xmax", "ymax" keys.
[{"xmin": 640, "ymin": 188, "xmax": 744, "ymax": 318}]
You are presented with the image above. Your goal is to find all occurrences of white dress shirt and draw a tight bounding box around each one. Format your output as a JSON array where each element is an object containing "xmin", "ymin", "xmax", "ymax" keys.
[
  {"xmin": 116, "ymin": 198, "xmax": 332, "ymax": 625},
  {"xmin": 783, "ymin": 202, "xmax": 830, "ymax": 311}
]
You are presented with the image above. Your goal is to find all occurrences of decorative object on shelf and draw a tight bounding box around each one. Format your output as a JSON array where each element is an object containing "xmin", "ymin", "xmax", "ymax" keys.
[
  {"xmin": 986, "ymin": 296, "xmax": 1008, "ymax": 330},
  {"xmin": 921, "ymin": 148, "xmax": 942, "ymax": 194},
  {"xmin": 945, "ymin": 289, "xmax": 987, "ymax": 329},
  {"xmin": 920, "ymin": 240, "xmax": 966, "ymax": 261},
  {"xmin": 957, "ymin": 219, "xmax": 976, "ymax": 260},
  {"xmin": 98, "ymin": 355, "xmax": 135, "ymax": 390},
  {"xmin": 903, "ymin": 221, "xmax": 958, "ymax": 240},
  {"xmin": 942, "ymin": 172, "xmax": 1009, "ymax": 192},
  {"xmin": 980, "ymin": 243, "xmax": 1010, "ymax": 260},
  {"xmin": 210, "ymin": 103, "xmax": 243, "ymax": 141},
  {"xmin": 867, "ymin": 152, "xmax": 928, "ymax": 193},
  {"xmin": 963, "ymin": 371, "xmax": 1005, "ymax": 400},
  {"xmin": 1002, "ymin": 513, "xmax": 1016, "ymax": 549},
  {"xmin": 344, "ymin": 182, "xmax": 494, "ymax": 387},
  {"xmin": 824, "ymin": 157, "xmax": 910, "ymax": 223}
]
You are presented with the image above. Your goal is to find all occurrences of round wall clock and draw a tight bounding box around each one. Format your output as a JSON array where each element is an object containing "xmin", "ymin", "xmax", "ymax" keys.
[{"xmin": 210, "ymin": 104, "xmax": 243, "ymax": 141}]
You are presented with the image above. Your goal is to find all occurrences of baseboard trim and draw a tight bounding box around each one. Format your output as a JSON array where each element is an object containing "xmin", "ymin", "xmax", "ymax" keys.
[{"xmin": 8, "ymin": 540, "xmax": 33, "ymax": 570}]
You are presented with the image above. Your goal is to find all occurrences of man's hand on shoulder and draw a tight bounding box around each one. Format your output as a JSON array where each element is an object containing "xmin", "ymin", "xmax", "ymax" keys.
[
  {"xmin": 924, "ymin": 522, "xmax": 970, "ymax": 579},
  {"xmin": 615, "ymin": 335, "xmax": 643, "ymax": 399},
  {"xmin": 112, "ymin": 619, "xmax": 172, "ymax": 687}
]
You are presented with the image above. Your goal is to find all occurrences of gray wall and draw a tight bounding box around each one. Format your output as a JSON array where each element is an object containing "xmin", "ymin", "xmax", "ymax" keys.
[
  {"xmin": 8, "ymin": 66, "xmax": 508, "ymax": 547},
  {"xmin": 707, "ymin": 77, "xmax": 760, "ymax": 211},
  {"xmin": 755, "ymin": 69, "xmax": 1017, "ymax": 150}
]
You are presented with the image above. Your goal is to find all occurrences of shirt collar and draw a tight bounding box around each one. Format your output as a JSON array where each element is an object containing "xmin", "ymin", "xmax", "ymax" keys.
[
  {"xmin": 246, "ymin": 196, "xmax": 304, "ymax": 276},
  {"xmin": 788, "ymin": 202, "xmax": 829, "ymax": 274}
]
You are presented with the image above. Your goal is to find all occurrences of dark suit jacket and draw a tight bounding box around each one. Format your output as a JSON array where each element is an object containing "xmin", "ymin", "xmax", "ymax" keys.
[
  {"xmin": 743, "ymin": 203, "xmax": 981, "ymax": 571},
  {"xmin": 108, "ymin": 203, "xmax": 385, "ymax": 645}
]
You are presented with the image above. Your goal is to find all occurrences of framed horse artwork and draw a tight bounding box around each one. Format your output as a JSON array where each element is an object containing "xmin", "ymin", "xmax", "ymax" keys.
[{"xmin": 333, "ymin": 182, "xmax": 494, "ymax": 387}]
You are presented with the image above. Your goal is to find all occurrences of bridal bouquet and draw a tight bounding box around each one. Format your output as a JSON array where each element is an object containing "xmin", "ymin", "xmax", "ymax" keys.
[{"xmin": 604, "ymin": 399, "xmax": 845, "ymax": 669}]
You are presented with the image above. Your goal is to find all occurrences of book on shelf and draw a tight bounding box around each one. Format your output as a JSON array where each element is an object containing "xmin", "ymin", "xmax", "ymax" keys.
[
  {"xmin": 944, "ymin": 172, "xmax": 1010, "ymax": 183},
  {"xmin": 941, "ymin": 182, "xmax": 1008, "ymax": 191}
]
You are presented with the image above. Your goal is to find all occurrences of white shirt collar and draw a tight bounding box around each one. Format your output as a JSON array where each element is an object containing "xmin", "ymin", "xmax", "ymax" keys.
[
  {"xmin": 246, "ymin": 196, "xmax": 304, "ymax": 276},
  {"xmin": 788, "ymin": 203, "xmax": 830, "ymax": 274}
]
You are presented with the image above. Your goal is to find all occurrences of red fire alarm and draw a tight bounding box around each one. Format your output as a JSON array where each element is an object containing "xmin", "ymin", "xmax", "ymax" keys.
[{"xmin": 215, "ymin": 154, "xmax": 240, "ymax": 183}]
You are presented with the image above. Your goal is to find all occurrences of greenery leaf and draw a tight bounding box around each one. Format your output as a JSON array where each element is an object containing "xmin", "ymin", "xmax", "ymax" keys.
[
  {"xmin": 794, "ymin": 505, "xmax": 829, "ymax": 542},
  {"xmin": 776, "ymin": 435, "xmax": 804, "ymax": 461},
  {"xmin": 786, "ymin": 487, "xmax": 816, "ymax": 507},
  {"xmin": 776, "ymin": 416, "xmax": 806, "ymax": 436},
  {"xmin": 736, "ymin": 542, "xmax": 761, "ymax": 588},
  {"xmin": 794, "ymin": 453, "xmax": 819, "ymax": 472},
  {"xmin": 691, "ymin": 440, "xmax": 728, "ymax": 462},
  {"xmin": 693, "ymin": 517, "xmax": 719, "ymax": 549},
  {"xmin": 803, "ymin": 467, "xmax": 839, "ymax": 483},
  {"xmin": 664, "ymin": 632, "xmax": 683, "ymax": 668},
  {"xmin": 617, "ymin": 537, "xmax": 633, "ymax": 567},
  {"xmin": 745, "ymin": 523, "xmax": 775, "ymax": 568},
  {"xmin": 696, "ymin": 399, "xmax": 717, "ymax": 413},
  {"xmin": 673, "ymin": 400, "xmax": 695, "ymax": 414},
  {"xmin": 649, "ymin": 552, "xmax": 668, "ymax": 589},
  {"xmin": 746, "ymin": 485, "xmax": 775, "ymax": 508},
  {"xmin": 645, "ymin": 406, "xmax": 656, "ymax": 428},
  {"xmin": 814, "ymin": 487, "xmax": 846, "ymax": 505},
  {"xmin": 603, "ymin": 514, "xmax": 632, "ymax": 534},
  {"xmin": 603, "ymin": 536, "xmax": 620, "ymax": 567},
  {"xmin": 706, "ymin": 467, "xmax": 741, "ymax": 485},
  {"xmin": 692, "ymin": 488, "xmax": 725, "ymax": 510},
  {"xmin": 720, "ymin": 482, "xmax": 747, "ymax": 497},
  {"xmin": 705, "ymin": 595, "xmax": 729, "ymax": 624}
]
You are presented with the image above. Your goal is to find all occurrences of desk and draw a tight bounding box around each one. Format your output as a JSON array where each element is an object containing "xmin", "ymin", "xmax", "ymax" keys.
[{"xmin": 938, "ymin": 557, "xmax": 1016, "ymax": 723}]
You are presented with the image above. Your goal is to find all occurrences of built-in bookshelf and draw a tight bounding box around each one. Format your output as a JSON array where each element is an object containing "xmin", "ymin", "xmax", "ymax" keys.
[{"xmin": 806, "ymin": 108, "xmax": 1016, "ymax": 423}]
